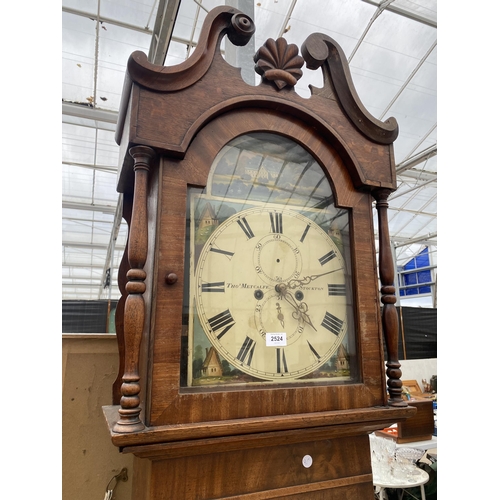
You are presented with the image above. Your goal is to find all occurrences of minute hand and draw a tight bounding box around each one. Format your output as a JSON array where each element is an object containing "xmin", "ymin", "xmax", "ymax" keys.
[{"xmin": 287, "ymin": 269, "xmax": 342, "ymax": 289}]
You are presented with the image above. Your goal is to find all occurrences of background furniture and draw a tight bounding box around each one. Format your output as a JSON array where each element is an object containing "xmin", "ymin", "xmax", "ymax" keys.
[{"xmin": 374, "ymin": 468, "xmax": 429, "ymax": 500}]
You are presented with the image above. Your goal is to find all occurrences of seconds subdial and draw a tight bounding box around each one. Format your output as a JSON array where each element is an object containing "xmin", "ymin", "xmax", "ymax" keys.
[{"xmin": 253, "ymin": 233, "xmax": 302, "ymax": 285}]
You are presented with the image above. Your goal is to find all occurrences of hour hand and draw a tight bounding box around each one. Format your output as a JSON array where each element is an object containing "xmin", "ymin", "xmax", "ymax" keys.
[
  {"xmin": 283, "ymin": 291, "xmax": 317, "ymax": 331},
  {"xmin": 274, "ymin": 283, "xmax": 316, "ymax": 331}
]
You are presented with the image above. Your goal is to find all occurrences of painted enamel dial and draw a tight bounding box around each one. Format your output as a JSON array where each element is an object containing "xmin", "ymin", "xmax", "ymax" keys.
[{"xmin": 194, "ymin": 206, "xmax": 348, "ymax": 381}]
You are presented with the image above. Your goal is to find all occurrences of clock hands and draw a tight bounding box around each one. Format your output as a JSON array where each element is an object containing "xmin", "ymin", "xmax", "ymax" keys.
[
  {"xmin": 272, "ymin": 268, "xmax": 343, "ymax": 332},
  {"xmin": 286, "ymin": 268, "xmax": 343, "ymax": 289},
  {"xmin": 276, "ymin": 303, "xmax": 285, "ymax": 328},
  {"xmin": 196, "ymin": 205, "xmax": 350, "ymax": 381},
  {"xmin": 275, "ymin": 283, "xmax": 316, "ymax": 331}
]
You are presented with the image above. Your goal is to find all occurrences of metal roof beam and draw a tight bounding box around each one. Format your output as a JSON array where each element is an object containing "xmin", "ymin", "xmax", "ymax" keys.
[
  {"xmin": 398, "ymin": 169, "xmax": 436, "ymax": 182},
  {"xmin": 398, "ymin": 281, "xmax": 435, "ymax": 291},
  {"xmin": 278, "ymin": 0, "xmax": 298, "ymax": 37},
  {"xmin": 63, "ymin": 282, "xmax": 110, "ymax": 288},
  {"xmin": 348, "ymin": 0, "xmax": 395, "ymax": 62},
  {"xmin": 62, "ymin": 102, "xmax": 118, "ymax": 125},
  {"xmin": 393, "ymin": 232, "xmax": 437, "ymax": 248},
  {"xmin": 62, "ymin": 241, "xmax": 125, "ymax": 250},
  {"xmin": 375, "ymin": 234, "xmax": 436, "ymax": 246},
  {"xmin": 396, "ymin": 145, "xmax": 437, "ymax": 175},
  {"xmin": 62, "ymin": 6, "xmax": 154, "ymax": 33},
  {"xmin": 63, "ymin": 161, "xmax": 118, "ymax": 174},
  {"xmin": 98, "ymin": 194, "xmax": 124, "ymax": 299},
  {"xmin": 62, "ymin": 217, "xmax": 116, "ymax": 225},
  {"xmin": 387, "ymin": 207, "xmax": 436, "ymax": 218},
  {"xmin": 148, "ymin": 0, "xmax": 182, "ymax": 65},
  {"xmin": 63, "ymin": 263, "xmax": 113, "ymax": 270},
  {"xmin": 63, "ymin": 201, "xmax": 117, "ymax": 214},
  {"xmin": 398, "ymin": 264, "xmax": 436, "ymax": 275},
  {"xmin": 389, "ymin": 178, "xmax": 436, "ymax": 201},
  {"xmin": 361, "ymin": 0, "xmax": 437, "ymax": 28},
  {"xmin": 379, "ymin": 40, "xmax": 437, "ymax": 121},
  {"xmin": 401, "ymin": 124, "xmax": 437, "ymax": 164}
]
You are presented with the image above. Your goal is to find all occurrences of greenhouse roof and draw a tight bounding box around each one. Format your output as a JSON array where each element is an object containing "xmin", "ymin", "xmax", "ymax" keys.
[{"xmin": 62, "ymin": 0, "xmax": 437, "ymax": 305}]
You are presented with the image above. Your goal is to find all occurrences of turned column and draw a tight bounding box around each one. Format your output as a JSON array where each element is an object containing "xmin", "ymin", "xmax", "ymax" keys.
[
  {"xmin": 113, "ymin": 145, "xmax": 155, "ymax": 432},
  {"xmin": 374, "ymin": 188, "xmax": 406, "ymax": 407}
]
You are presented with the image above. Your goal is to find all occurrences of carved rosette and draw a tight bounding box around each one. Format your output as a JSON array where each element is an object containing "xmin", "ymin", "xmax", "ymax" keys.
[{"xmin": 254, "ymin": 37, "xmax": 304, "ymax": 89}]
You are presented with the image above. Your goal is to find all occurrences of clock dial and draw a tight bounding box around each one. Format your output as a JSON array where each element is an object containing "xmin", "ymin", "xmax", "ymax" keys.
[{"xmin": 194, "ymin": 206, "xmax": 348, "ymax": 381}]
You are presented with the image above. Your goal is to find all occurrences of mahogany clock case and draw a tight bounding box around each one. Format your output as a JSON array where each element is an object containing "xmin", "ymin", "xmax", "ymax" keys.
[
  {"xmin": 109, "ymin": 4, "xmax": 408, "ymax": 428},
  {"xmin": 131, "ymin": 107, "xmax": 388, "ymax": 428},
  {"xmin": 102, "ymin": 6, "xmax": 416, "ymax": 499}
]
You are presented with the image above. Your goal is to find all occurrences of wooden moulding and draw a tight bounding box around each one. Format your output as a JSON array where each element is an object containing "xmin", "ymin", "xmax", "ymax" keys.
[{"xmin": 103, "ymin": 405, "xmax": 416, "ymax": 452}]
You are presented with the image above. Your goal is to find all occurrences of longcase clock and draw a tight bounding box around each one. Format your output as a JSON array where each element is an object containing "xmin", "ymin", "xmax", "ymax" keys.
[{"xmin": 103, "ymin": 6, "xmax": 415, "ymax": 499}]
